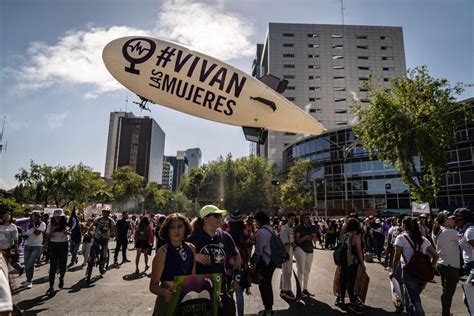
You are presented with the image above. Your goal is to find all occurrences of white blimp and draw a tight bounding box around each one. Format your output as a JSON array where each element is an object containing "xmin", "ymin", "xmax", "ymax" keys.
[{"xmin": 102, "ymin": 36, "xmax": 325, "ymax": 136}]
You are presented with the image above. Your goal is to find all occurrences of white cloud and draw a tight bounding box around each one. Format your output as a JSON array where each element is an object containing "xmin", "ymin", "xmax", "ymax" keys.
[
  {"xmin": 10, "ymin": 0, "xmax": 254, "ymax": 97},
  {"xmin": 13, "ymin": 26, "xmax": 149, "ymax": 96},
  {"xmin": 156, "ymin": 0, "xmax": 255, "ymax": 61},
  {"xmin": 47, "ymin": 111, "xmax": 69, "ymax": 129}
]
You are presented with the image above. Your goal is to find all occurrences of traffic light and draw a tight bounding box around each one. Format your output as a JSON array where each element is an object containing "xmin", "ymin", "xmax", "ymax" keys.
[{"xmin": 271, "ymin": 179, "xmax": 281, "ymax": 186}]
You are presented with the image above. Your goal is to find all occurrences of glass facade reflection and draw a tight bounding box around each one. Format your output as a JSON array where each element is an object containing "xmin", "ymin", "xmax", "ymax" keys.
[{"xmin": 282, "ymin": 99, "xmax": 474, "ymax": 215}]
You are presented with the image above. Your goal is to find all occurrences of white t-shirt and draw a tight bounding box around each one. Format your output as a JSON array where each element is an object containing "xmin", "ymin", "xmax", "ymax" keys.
[
  {"xmin": 394, "ymin": 233, "xmax": 431, "ymax": 267},
  {"xmin": 46, "ymin": 223, "xmax": 69, "ymax": 242},
  {"xmin": 434, "ymin": 227, "xmax": 460, "ymax": 268},
  {"xmin": 24, "ymin": 222, "xmax": 46, "ymax": 247},
  {"xmin": 459, "ymin": 226, "xmax": 474, "ymax": 264},
  {"xmin": 279, "ymin": 224, "xmax": 294, "ymax": 253}
]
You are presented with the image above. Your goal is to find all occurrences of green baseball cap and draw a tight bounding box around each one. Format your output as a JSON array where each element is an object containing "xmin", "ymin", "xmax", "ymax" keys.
[{"xmin": 200, "ymin": 205, "xmax": 227, "ymax": 219}]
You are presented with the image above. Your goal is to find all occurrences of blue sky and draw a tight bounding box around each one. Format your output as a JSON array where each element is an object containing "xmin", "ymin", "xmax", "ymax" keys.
[{"xmin": 1, "ymin": 0, "xmax": 473, "ymax": 189}]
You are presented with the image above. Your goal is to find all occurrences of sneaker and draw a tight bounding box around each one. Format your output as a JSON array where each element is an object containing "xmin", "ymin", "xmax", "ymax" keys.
[
  {"xmin": 113, "ymin": 260, "xmax": 118, "ymax": 265},
  {"xmin": 279, "ymin": 290, "xmax": 286, "ymax": 297},
  {"xmin": 20, "ymin": 280, "xmax": 29, "ymax": 287},
  {"xmin": 302, "ymin": 289, "xmax": 315, "ymax": 297},
  {"xmin": 46, "ymin": 287, "xmax": 54, "ymax": 296},
  {"xmin": 58, "ymin": 278, "xmax": 64, "ymax": 289},
  {"xmin": 258, "ymin": 310, "xmax": 273, "ymax": 316},
  {"xmin": 26, "ymin": 282, "xmax": 33, "ymax": 289},
  {"xmin": 122, "ymin": 259, "xmax": 131, "ymax": 263},
  {"xmin": 283, "ymin": 291, "xmax": 296, "ymax": 300},
  {"xmin": 335, "ymin": 297, "xmax": 344, "ymax": 307},
  {"xmin": 346, "ymin": 303, "xmax": 363, "ymax": 315}
]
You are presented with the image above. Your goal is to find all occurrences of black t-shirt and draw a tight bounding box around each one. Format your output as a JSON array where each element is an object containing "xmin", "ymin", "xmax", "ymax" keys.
[
  {"xmin": 116, "ymin": 219, "xmax": 130, "ymax": 239},
  {"xmin": 188, "ymin": 227, "xmax": 238, "ymax": 276}
]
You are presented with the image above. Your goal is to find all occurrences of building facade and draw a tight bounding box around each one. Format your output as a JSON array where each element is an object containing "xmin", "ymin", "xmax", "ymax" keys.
[
  {"xmin": 104, "ymin": 112, "xmax": 165, "ymax": 184},
  {"xmin": 282, "ymin": 99, "xmax": 474, "ymax": 215},
  {"xmin": 185, "ymin": 148, "xmax": 202, "ymax": 170},
  {"xmin": 162, "ymin": 161, "xmax": 174, "ymax": 190},
  {"xmin": 253, "ymin": 23, "xmax": 406, "ymax": 171},
  {"xmin": 165, "ymin": 153, "xmax": 188, "ymax": 191}
]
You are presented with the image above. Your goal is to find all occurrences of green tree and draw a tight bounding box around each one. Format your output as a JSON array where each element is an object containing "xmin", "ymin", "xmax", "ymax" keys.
[
  {"xmin": 15, "ymin": 161, "xmax": 108, "ymax": 208},
  {"xmin": 144, "ymin": 182, "xmax": 167, "ymax": 213},
  {"xmin": 0, "ymin": 197, "xmax": 24, "ymax": 217},
  {"xmin": 280, "ymin": 159, "xmax": 314, "ymax": 210},
  {"xmin": 351, "ymin": 66, "xmax": 471, "ymax": 203},
  {"xmin": 111, "ymin": 166, "xmax": 145, "ymax": 205}
]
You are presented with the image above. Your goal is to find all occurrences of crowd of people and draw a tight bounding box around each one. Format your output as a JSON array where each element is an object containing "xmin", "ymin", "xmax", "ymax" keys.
[{"xmin": 0, "ymin": 205, "xmax": 473, "ymax": 316}]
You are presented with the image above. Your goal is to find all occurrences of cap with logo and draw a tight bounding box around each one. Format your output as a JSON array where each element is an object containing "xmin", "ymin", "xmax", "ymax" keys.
[{"xmin": 200, "ymin": 205, "xmax": 227, "ymax": 219}]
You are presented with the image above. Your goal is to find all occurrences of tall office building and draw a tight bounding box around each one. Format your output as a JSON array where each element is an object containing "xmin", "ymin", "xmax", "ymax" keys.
[
  {"xmin": 185, "ymin": 148, "xmax": 202, "ymax": 170},
  {"xmin": 253, "ymin": 23, "xmax": 406, "ymax": 171},
  {"xmin": 162, "ymin": 161, "xmax": 174, "ymax": 189},
  {"xmin": 165, "ymin": 153, "xmax": 188, "ymax": 191},
  {"xmin": 104, "ymin": 112, "xmax": 165, "ymax": 184}
]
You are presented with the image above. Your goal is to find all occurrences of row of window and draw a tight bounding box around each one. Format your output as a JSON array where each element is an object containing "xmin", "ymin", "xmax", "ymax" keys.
[
  {"xmin": 285, "ymin": 96, "xmax": 370, "ymax": 104},
  {"xmin": 282, "ymin": 43, "xmax": 393, "ymax": 50},
  {"xmin": 283, "ymin": 64, "xmax": 394, "ymax": 72},
  {"xmin": 280, "ymin": 49, "xmax": 394, "ymax": 62},
  {"xmin": 283, "ymin": 33, "xmax": 392, "ymax": 40}
]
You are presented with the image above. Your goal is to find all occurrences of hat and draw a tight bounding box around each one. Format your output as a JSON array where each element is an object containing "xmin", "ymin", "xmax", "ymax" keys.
[
  {"xmin": 101, "ymin": 208, "xmax": 111, "ymax": 213},
  {"xmin": 52, "ymin": 209, "xmax": 65, "ymax": 217},
  {"xmin": 200, "ymin": 205, "xmax": 227, "ymax": 219},
  {"xmin": 453, "ymin": 208, "xmax": 472, "ymax": 219},
  {"xmin": 228, "ymin": 210, "xmax": 243, "ymax": 222}
]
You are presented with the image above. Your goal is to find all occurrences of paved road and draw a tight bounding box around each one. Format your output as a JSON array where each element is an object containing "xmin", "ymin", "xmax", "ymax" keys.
[{"xmin": 12, "ymin": 243, "xmax": 469, "ymax": 315}]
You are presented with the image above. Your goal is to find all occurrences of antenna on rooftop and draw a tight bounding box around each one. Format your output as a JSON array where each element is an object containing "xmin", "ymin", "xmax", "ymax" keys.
[{"xmin": 341, "ymin": 0, "xmax": 345, "ymax": 25}]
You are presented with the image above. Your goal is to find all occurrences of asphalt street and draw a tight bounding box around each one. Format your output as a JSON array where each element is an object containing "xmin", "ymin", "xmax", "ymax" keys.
[{"xmin": 11, "ymin": 243, "xmax": 470, "ymax": 315}]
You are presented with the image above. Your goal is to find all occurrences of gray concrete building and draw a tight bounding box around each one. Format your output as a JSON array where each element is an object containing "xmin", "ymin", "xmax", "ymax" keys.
[
  {"xmin": 252, "ymin": 23, "xmax": 406, "ymax": 171},
  {"xmin": 185, "ymin": 148, "xmax": 202, "ymax": 170},
  {"xmin": 162, "ymin": 161, "xmax": 174, "ymax": 189},
  {"xmin": 104, "ymin": 112, "xmax": 165, "ymax": 184}
]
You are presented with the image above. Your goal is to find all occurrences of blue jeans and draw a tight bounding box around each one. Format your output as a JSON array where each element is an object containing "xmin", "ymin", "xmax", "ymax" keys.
[
  {"xmin": 402, "ymin": 270, "xmax": 427, "ymax": 316},
  {"xmin": 24, "ymin": 245, "xmax": 42, "ymax": 282},
  {"xmin": 234, "ymin": 286, "xmax": 244, "ymax": 316}
]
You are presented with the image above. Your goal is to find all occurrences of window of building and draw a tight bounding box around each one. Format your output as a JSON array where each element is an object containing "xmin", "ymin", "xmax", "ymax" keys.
[
  {"xmin": 331, "ymin": 34, "xmax": 343, "ymax": 38},
  {"xmin": 335, "ymin": 109, "xmax": 347, "ymax": 114},
  {"xmin": 381, "ymin": 46, "xmax": 392, "ymax": 50},
  {"xmin": 360, "ymin": 99, "xmax": 370, "ymax": 103},
  {"xmin": 308, "ymin": 54, "xmax": 320, "ymax": 58},
  {"xmin": 309, "ymin": 98, "xmax": 316, "ymax": 102},
  {"xmin": 356, "ymin": 35, "xmax": 367, "ymax": 39},
  {"xmin": 286, "ymin": 86, "xmax": 295, "ymax": 90},
  {"xmin": 283, "ymin": 43, "xmax": 294, "ymax": 47},
  {"xmin": 332, "ymin": 55, "xmax": 344, "ymax": 59},
  {"xmin": 283, "ymin": 64, "xmax": 295, "ymax": 68},
  {"xmin": 332, "ymin": 45, "xmax": 344, "ymax": 49},
  {"xmin": 334, "ymin": 76, "xmax": 345, "ymax": 79},
  {"xmin": 287, "ymin": 97, "xmax": 295, "ymax": 101},
  {"xmin": 334, "ymin": 87, "xmax": 346, "ymax": 91},
  {"xmin": 285, "ymin": 132, "xmax": 297, "ymax": 136},
  {"xmin": 333, "ymin": 65, "xmax": 345, "ymax": 69},
  {"xmin": 382, "ymin": 56, "xmax": 394, "ymax": 61},
  {"xmin": 308, "ymin": 76, "xmax": 314, "ymax": 79},
  {"xmin": 335, "ymin": 98, "xmax": 346, "ymax": 102},
  {"xmin": 380, "ymin": 36, "xmax": 391, "ymax": 40},
  {"xmin": 310, "ymin": 109, "xmax": 316, "ymax": 113},
  {"xmin": 308, "ymin": 65, "xmax": 320, "ymax": 69},
  {"xmin": 336, "ymin": 121, "xmax": 347, "ymax": 125},
  {"xmin": 283, "ymin": 53, "xmax": 295, "ymax": 57},
  {"xmin": 309, "ymin": 86, "xmax": 320, "ymax": 91},
  {"xmin": 357, "ymin": 45, "xmax": 368, "ymax": 49},
  {"xmin": 358, "ymin": 66, "xmax": 370, "ymax": 70},
  {"xmin": 283, "ymin": 33, "xmax": 294, "ymax": 37},
  {"xmin": 358, "ymin": 56, "xmax": 369, "ymax": 60},
  {"xmin": 308, "ymin": 44, "xmax": 319, "ymax": 48},
  {"xmin": 383, "ymin": 67, "xmax": 390, "ymax": 71},
  {"xmin": 307, "ymin": 33, "xmax": 319, "ymax": 37},
  {"xmin": 359, "ymin": 77, "xmax": 369, "ymax": 81},
  {"xmin": 383, "ymin": 78, "xmax": 390, "ymax": 82},
  {"xmin": 283, "ymin": 75, "xmax": 295, "ymax": 79},
  {"xmin": 359, "ymin": 87, "xmax": 368, "ymax": 92}
]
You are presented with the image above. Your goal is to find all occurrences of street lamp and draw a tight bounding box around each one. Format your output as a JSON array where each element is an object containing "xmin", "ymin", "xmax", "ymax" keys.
[{"xmin": 324, "ymin": 138, "xmax": 362, "ymax": 216}]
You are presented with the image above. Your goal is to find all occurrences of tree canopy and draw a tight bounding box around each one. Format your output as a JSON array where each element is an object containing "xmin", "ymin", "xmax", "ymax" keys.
[
  {"xmin": 280, "ymin": 159, "xmax": 314, "ymax": 211},
  {"xmin": 351, "ymin": 66, "xmax": 471, "ymax": 203},
  {"xmin": 180, "ymin": 155, "xmax": 279, "ymax": 214}
]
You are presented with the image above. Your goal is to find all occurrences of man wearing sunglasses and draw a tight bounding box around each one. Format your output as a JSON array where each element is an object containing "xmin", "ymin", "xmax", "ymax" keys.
[{"xmin": 188, "ymin": 205, "xmax": 242, "ymax": 315}]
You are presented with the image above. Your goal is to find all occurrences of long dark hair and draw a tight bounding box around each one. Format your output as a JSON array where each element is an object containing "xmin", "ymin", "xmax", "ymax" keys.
[
  {"xmin": 402, "ymin": 217, "xmax": 423, "ymax": 247},
  {"xmin": 432, "ymin": 212, "xmax": 447, "ymax": 236}
]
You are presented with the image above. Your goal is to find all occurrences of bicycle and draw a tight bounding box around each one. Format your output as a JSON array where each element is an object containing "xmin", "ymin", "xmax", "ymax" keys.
[{"xmin": 85, "ymin": 236, "xmax": 110, "ymax": 284}]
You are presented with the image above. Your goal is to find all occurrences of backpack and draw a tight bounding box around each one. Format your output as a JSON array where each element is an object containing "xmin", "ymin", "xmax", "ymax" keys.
[
  {"xmin": 262, "ymin": 226, "xmax": 288, "ymax": 268},
  {"xmin": 402, "ymin": 235, "xmax": 434, "ymax": 282},
  {"xmin": 137, "ymin": 226, "xmax": 148, "ymax": 241},
  {"xmin": 333, "ymin": 239, "xmax": 348, "ymax": 266}
]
